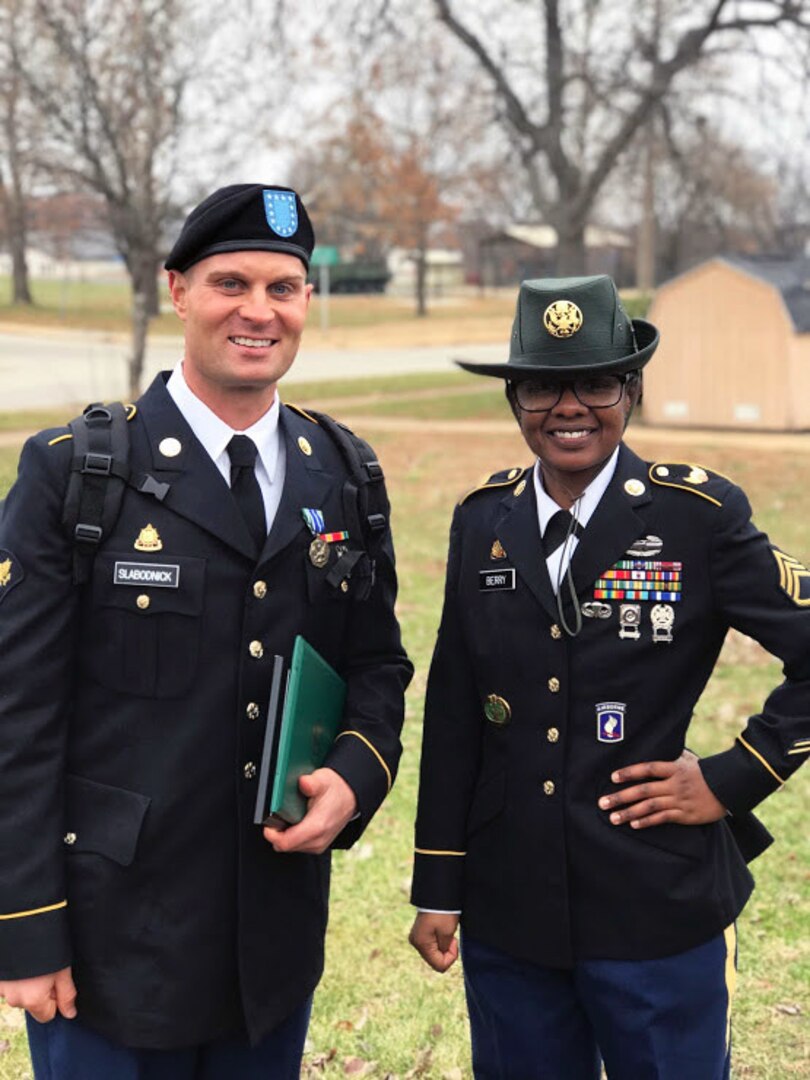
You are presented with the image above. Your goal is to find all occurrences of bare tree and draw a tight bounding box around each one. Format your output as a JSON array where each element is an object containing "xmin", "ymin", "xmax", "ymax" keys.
[
  {"xmin": 427, "ymin": 0, "xmax": 810, "ymax": 273},
  {"xmin": 0, "ymin": 0, "xmax": 37, "ymax": 305},
  {"xmin": 16, "ymin": 0, "xmax": 199, "ymax": 396},
  {"xmin": 293, "ymin": 23, "xmax": 498, "ymax": 315}
]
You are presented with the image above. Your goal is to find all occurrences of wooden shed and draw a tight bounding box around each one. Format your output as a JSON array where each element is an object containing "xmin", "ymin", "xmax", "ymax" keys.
[{"xmin": 644, "ymin": 255, "xmax": 810, "ymax": 431}]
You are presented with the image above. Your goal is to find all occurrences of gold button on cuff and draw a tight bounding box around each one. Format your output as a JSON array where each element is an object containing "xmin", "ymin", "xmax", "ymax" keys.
[
  {"xmin": 243, "ymin": 762, "xmax": 257, "ymax": 780},
  {"xmin": 136, "ymin": 594, "xmax": 150, "ymax": 610},
  {"xmin": 547, "ymin": 727, "xmax": 560, "ymax": 743},
  {"xmin": 548, "ymin": 677, "xmax": 560, "ymax": 693},
  {"xmin": 63, "ymin": 832, "xmax": 77, "ymax": 845},
  {"xmin": 246, "ymin": 702, "xmax": 260, "ymax": 721},
  {"xmin": 550, "ymin": 624, "xmax": 562, "ymax": 640},
  {"xmin": 543, "ymin": 780, "xmax": 555, "ymax": 796},
  {"xmin": 249, "ymin": 640, "xmax": 264, "ymax": 659},
  {"xmin": 253, "ymin": 580, "xmax": 268, "ymax": 599}
]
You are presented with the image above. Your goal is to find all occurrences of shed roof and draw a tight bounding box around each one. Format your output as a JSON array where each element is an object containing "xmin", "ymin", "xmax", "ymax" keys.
[
  {"xmin": 481, "ymin": 224, "xmax": 631, "ymax": 250},
  {"xmin": 720, "ymin": 253, "xmax": 810, "ymax": 333}
]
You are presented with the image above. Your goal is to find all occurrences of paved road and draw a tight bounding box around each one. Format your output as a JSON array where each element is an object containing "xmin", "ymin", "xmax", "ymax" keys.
[{"xmin": 0, "ymin": 326, "xmax": 502, "ymax": 409}]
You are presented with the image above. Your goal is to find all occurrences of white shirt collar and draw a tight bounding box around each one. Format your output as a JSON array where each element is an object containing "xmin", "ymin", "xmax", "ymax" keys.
[
  {"xmin": 166, "ymin": 363, "xmax": 282, "ymax": 484},
  {"xmin": 533, "ymin": 445, "xmax": 620, "ymax": 531}
]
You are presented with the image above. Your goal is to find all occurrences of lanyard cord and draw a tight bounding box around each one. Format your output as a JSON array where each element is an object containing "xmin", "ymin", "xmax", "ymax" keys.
[{"xmin": 553, "ymin": 496, "xmax": 583, "ymax": 638}]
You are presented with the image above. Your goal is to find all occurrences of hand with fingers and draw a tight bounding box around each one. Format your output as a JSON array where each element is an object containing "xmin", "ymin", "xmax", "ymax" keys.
[
  {"xmin": 0, "ymin": 967, "xmax": 77, "ymax": 1024},
  {"xmin": 409, "ymin": 912, "xmax": 460, "ymax": 973},
  {"xmin": 598, "ymin": 749, "xmax": 727, "ymax": 829},
  {"xmin": 263, "ymin": 767, "xmax": 357, "ymax": 855}
]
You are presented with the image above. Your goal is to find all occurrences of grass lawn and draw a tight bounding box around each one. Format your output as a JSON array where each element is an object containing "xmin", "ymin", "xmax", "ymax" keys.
[{"xmin": 0, "ymin": 380, "xmax": 807, "ymax": 1079}]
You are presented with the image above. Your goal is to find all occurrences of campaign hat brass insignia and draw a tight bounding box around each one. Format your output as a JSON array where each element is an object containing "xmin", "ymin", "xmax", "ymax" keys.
[
  {"xmin": 484, "ymin": 693, "xmax": 511, "ymax": 726},
  {"xmin": 134, "ymin": 524, "xmax": 163, "ymax": 552},
  {"xmin": 490, "ymin": 539, "xmax": 507, "ymax": 560},
  {"xmin": 543, "ymin": 300, "xmax": 583, "ymax": 339}
]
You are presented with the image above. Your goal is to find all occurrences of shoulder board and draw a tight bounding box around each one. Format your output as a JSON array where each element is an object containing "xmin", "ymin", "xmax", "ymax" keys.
[
  {"xmin": 283, "ymin": 402, "xmax": 319, "ymax": 424},
  {"xmin": 459, "ymin": 466, "xmax": 528, "ymax": 505},
  {"xmin": 46, "ymin": 403, "xmax": 137, "ymax": 447},
  {"xmin": 648, "ymin": 461, "xmax": 730, "ymax": 508}
]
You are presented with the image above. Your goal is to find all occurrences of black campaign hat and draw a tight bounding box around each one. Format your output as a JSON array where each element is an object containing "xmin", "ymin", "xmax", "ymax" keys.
[
  {"xmin": 164, "ymin": 184, "xmax": 315, "ymax": 272},
  {"xmin": 457, "ymin": 275, "xmax": 659, "ymax": 379}
]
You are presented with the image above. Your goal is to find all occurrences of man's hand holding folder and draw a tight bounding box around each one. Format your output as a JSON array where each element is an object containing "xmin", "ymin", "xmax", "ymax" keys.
[{"xmin": 263, "ymin": 769, "xmax": 357, "ymax": 854}]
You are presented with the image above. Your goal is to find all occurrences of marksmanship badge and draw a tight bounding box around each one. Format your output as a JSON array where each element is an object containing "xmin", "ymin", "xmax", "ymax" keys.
[
  {"xmin": 650, "ymin": 603, "xmax": 675, "ymax": 643},
  {"xmin": 618, "ymin": 604, "xmax": 641, "ymax": 640}
]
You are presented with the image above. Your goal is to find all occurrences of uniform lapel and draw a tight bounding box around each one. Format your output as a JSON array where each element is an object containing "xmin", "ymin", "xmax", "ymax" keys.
[
  {"xmin": 569, "ymin": 442, "xmax": 652, "ymax": 599},
  {"xmin": 135, "ymin": 376, "xmax": 257, "ymax": 559},
  {"xmin": 259, "ymin": 409, "xmax": 333, "ymax": 564},
  {"xmin": 495, "ymin": 474, "xmax": 559, "ymax": 623}
]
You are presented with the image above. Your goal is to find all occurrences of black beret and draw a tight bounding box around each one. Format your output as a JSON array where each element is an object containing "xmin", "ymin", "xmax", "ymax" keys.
[{"xmin": 164, "ymin": 184, "xmax": 315, "ymax": 272}]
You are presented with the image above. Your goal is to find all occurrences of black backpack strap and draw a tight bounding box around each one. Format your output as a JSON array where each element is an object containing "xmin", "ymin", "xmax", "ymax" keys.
[
  {"xmin": 62, "ymin": 402, "xmax": 132, "ymax": 584},
  {"xmin": 302, "ymin": 409, "xmax": 388, "ymax": 546}
]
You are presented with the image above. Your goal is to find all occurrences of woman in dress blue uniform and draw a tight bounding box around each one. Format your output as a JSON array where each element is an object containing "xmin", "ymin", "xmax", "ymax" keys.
[{"xmin": 409, "ymin": 275, "xmax": 810, "ymax": 1080}]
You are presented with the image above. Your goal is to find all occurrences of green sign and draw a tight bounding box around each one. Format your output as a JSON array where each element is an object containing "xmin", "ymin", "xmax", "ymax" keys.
[{"xmin": 310, "ymin": 245, "xmax": 339, "ymax": 267}]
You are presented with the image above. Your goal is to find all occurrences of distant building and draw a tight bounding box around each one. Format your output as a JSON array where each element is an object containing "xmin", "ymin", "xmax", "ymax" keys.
[
  {"xmin": 477, "ymin": 224, "xmax": 633, "ymax": 287},
  {"xmin": 645, "ymin": 254, "xmax": 810, "ymax": 431},
  {"xmin": 387, "ymin": 247, "xmax": 465, "ymax": 296}
]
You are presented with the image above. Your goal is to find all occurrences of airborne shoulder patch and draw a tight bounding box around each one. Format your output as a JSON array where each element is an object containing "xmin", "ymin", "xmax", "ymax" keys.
[
  {"xmin": 772, "ymin": 548, "xmax": 810, "ymax": 607},
  {"xmin": 459, "ymin": 466, "xmax": 529, "ymax": 506},
  {"xmin": 0, "ymin": 550, "xmax": 24, "ymax": 604}
]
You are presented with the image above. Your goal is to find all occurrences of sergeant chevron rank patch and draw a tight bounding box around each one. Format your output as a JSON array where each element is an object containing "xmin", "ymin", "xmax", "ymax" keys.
[
  {"xmin": 0, "ymin": 550, "xmax": 24, "ymax": 604},
  {"xmin": 772, "ymin": 549, "xmax": 810, "ymax": 606}
]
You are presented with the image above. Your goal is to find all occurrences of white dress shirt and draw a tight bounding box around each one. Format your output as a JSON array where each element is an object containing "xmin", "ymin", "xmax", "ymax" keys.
[
  {"xmin": 167, "ymin": 364, "xmax": 286, "ymax": 532},
  {"xmin": 534, "ymin": 447, "xmax": 619, "ymax": 593}
]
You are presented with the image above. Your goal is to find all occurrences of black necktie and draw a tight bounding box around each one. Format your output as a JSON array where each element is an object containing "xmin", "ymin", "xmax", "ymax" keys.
[
  {"xmin": 227, "ymin": 435, "xmax": 266, "ymax": 553},
  {"xmin": 542, "ymin": 509, "xmax": 583, "ymax": 557}
]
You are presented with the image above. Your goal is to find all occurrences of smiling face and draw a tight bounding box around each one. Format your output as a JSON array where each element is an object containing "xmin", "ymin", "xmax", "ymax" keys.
[
  {"xmin": 512, "ymin": 375, "xmax": 638, "ymax": 506},
  {"xmin": 168, "ymin": 250, "xmax": 312, "ymax": 424}
]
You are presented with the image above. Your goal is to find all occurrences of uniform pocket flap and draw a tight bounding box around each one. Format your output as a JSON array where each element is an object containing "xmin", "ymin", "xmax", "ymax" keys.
[{"xmin": 65, "ymin": 775, "xmax": 150, "ymax": 866}]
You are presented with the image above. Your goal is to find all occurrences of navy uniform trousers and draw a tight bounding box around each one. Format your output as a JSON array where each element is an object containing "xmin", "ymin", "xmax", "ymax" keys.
[
  {"xmin": 461, "ymin": 929, "xmax": 734, "ymax": 1080},
  {"xmin": 26, "ymin": 998, "xmax": 311, "ymax": 1080}
]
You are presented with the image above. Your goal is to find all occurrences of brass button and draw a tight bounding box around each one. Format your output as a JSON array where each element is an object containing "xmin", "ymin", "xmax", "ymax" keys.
[
  {"xmin": 246, "ymin": 702, "xmax": 260, "ymax": 721},
  {"xmin": 243, "ymin": 761, "xmax": 257, "ymax": 780},
  {"xmin": 548, "ymin": 677, "xmax": 560, "ymax": 693},
  {"xmin": 249, "ymin": 640, "xmax": 264, "ymax": 659},
  {"xmin": 253, "ymin": 580, "xmax": 268, "ymax": 599},
  {"xmin": 63, "ymin": 832, "xmax": 77, "ymax": 845},
  {"xmin": 550, "ymin": 624, "xmax": 562, "ymax": 640},
  {"xmin": 136, "ymin": 594, "xmax": 150, "ymax": 610},
  {"xmin": 543, "ymin": 780, "xmax": 555, "ymax": 796},
  {"xmin": 547, "ymin": 727, "xmax": 560, "ymax": 743},
  {"xmin": 340, "ymin": 580, "xmax": 349, "ymax": 593}
]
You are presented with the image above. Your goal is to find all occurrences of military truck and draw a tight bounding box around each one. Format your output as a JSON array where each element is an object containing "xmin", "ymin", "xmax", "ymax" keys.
[{"xmin": 308, "ymin": 250, "xmax": 390, "ymax": 294}]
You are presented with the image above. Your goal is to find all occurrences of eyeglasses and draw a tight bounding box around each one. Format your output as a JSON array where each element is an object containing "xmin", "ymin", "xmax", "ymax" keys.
[{"xmin": 513, "ymin": 373, "xmax": 633, "ymax": 412}]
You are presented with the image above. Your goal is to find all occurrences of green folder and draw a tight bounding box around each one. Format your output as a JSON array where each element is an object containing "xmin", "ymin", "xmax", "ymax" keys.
[{"xmin": 256, "ymin": 636, "xmax": 347, "ymax": 827}]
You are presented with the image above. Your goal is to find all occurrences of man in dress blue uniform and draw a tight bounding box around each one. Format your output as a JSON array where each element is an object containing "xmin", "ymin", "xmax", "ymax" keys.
[
  {"xmin": 409, "ymin": 276, "xmax": 810, "ymax": 1079},
  {"xmin": 0, "ymin": 184, "xmax": 412, "ymax": 1078}
]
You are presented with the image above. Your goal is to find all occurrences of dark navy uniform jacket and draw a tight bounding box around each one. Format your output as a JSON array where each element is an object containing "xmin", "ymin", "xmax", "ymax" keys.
[
  {"xmin": 412, "ymin": 442, "xmax": 810, "ymax": 967},
  {"xmin": 0, "ymin": 374, "xmax": 412, "ymax": 1048}
]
